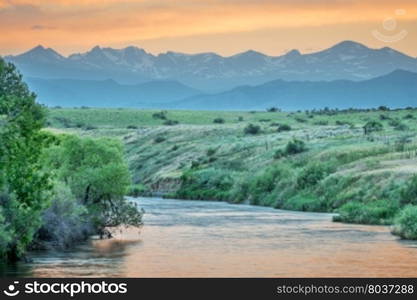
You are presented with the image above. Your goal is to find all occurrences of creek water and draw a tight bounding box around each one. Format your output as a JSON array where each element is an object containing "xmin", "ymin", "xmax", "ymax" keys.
[{"xmin": 3, "ymin": 197, "xmax": 417, "ymax": 277}]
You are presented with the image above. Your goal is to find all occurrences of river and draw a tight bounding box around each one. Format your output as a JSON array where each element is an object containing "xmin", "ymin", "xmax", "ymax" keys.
[{"xmin": 3, "ymin": 197, "xmax": 417, "ymax": 277}]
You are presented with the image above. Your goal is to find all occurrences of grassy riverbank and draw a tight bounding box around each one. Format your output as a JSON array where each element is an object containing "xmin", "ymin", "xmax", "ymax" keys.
[{"xmin": 47, "ymin": 107, "xmax": 417, "ymax": 233}]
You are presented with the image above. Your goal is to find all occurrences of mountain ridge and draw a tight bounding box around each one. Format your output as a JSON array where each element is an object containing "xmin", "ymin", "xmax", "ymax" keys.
[
  {"xmin": 5, "ymin": 40, "xmax": 417, "ymax": 92},
  {"xmin": 167, "ymin": 69, "xmax": 417, "ymax": 111}
]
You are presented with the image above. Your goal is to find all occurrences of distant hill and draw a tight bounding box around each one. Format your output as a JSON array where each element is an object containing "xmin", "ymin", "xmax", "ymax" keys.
[
  {"xmin": 26, "ymin": 78, "xmax": 201, "ymax": 107},
  {"xmin": 6, "ymin": 41, "xmax": 417, "ymax": 92},
  {"xmin": 168, "ymin": 70, "xmax": 417, "ymax": 111}
]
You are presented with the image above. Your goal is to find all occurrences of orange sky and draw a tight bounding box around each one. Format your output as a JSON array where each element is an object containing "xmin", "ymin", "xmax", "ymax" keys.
[{"xmin": 1, "ymin": 0, "xmax": 416, "ymax": 56}]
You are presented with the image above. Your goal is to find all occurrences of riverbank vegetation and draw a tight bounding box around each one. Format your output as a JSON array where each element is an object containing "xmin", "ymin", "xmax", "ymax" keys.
[
  {"xmin": 47, "ymin": 106, "xmax": 417, "ymax": 239},
  {"xmin": 0, "ymin": 59, "xmax": 143, "ymax": 262}
]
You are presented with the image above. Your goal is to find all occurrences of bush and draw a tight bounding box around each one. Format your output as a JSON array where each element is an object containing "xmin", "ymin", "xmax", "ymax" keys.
[
  {"xmin": 394, "ymin": 123, "xmax": 409, "ymax": 131},
  {"xmin": 363, "ymin": 121, "xmax": 383, "ymax": 135},
  {"xmin": 282, "ymin": 194, "xmax": 327, "ymax": 212},
  {"xmin": 388, "ymin": 119, "xmax": 400, "ymax": 127},
  {"xmin": 36, "ymin": 183, "xmax": 92, "ymax": 249},
  {"xmin": 206, "ymin": 148, "xmax": 217, "ymax": 156},
  {"xmin": 154, "ymin": 136, "xmax": 166, "ymax": 143},
  {"xmin": 266, "ymin": 107, "xmax": 280, "ymax": 112},
  {"xmin": 392, "ymin": 206, "xmax": 417, "ymax": 240},
  {"xmin": 213, "ymin": 118, "xmax": 225, "ymax": 124},
  {"xmin": 400, "ymin": 175, "xmax": 417, "ymax": 206},
  {"xmin": 244, "ymin": 123, "xmax": 261, "ymax": 135},
  {"xmin": 334, "ymin": 200, "xmax": 398, "ymax": 225},
  {"xmin": 296, "ymin": 163, "xmax": 331, "ymax": 189},
  {"xmin": 285, "ymin": 139, "xmax": 307, "ymax": 155},
  {"xmin": 83, "ymin": 124, "xmax": 97, "ymax": 131},
  {"xmin": 127, "ymin": 125, "xmax": 138, "ymax": 129},
  {"xmin": 152, "ymin": 111, "xmax": 167, "ymax": 120},
  {"xmin": 313, "ymin": 120, "xmax": 329, "ymax": 126},
  {"xmin": 335, "ymin": 120, "xmax": 352, "ymax": 126},
  {"xmin": 273, "ymin": 149, "xmax": 285, "ymax": 159},
  {"xmin": 404, "ymin": 114, "xmax": 414, "ymax": 119},
  {"xmin": 295, "ymin": 117, "xmax": 307, "ymax": 123},
  {"xmin": 163, "ymin": 120, "xmax": 179, "ymax": 126},
  {"xmin": 277, "ymin": 124, "xmax": 291, "ymax": 132},
  {"xmin": 127, "ymin": 184, "xmax": 149, "ymax": 197},
  {"xmin": 175, "ymin": 168, "xmax": 234, "ymax": 200},
  {"xmin": 379, "ymin": 114, "xmax": 390, "ymax": 120},
  {"xmin": 237, "ymin": 116, "xmax": 244, "ymax": 122}
]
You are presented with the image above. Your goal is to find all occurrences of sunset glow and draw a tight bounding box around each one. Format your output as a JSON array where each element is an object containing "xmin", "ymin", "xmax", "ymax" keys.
[{"xmin": 1, "ymin": 0, "xmax": 417, "ymax": 56}]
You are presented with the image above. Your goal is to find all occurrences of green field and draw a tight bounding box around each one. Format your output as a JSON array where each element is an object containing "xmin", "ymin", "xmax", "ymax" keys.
[{"xmin": 47, "ymin": 107, "xmax": 417, "ymax": 232}]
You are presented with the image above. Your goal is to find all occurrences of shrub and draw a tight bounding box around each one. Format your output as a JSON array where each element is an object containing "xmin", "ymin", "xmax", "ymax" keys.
[
  {"xmin": 248, "ymin": 164, "xmax": 291, "ymax": 205},
  {"xmin": 335, "ymin": 120, "xmax": 352, "ymax": 126},
  {"xmin": 237, "ymin": 116, "xmax": 244, "ymax": 122},
  {"xmin": 282, "ymin": 194, "xmax": 328, "ymax": 212},
  {"xmin": 404, "ymin": 114, "xmax": 414, "ymax": 119},
  {"xmin": 388, "ymin": 119, "xmax": 400, "ymax": 127},
  {"xmin": 213, "ymin": 118, "xmax": 225, "ymax": 124},
  {"xmin": 277, "ymin": 124, "xmax": 291, "ymax": 132},
  {"xmin": 171, "ymin": 145, "xmax": 179, "ymax": 151},
  {"xmin": 36, "ymin": 183, "xmax": 92, "ymax": 249},
  {"xmin": 154, "ymin": 136, "xmax": 166, "ymax": 143},
  {"xmin": 363, "ymin": 121, "xmax": 383, "ymax": 135},
  {"xmin": 400, "ymin": 175, "xmax": 417, "ymax": 206},
  {"xmin": 163, "ymin": 120, "xmax": 179, "ymax": 126},
  {"xmin": 379, "ymin": 114, "xmax": 391, "ymax": 120},
  {"xmin": 285, "ymin": 139, "xmax": 307, "ymax": 155},
  {"xmin": 191, "ymin": 161, "xmax": 200, "ymax": 169},
  {"xmin": 83, "ymin": 124, "xmax": 97, "ymax": 130},
  {"xmin": 244, "ymin": 123, "xmax": 261, "ymax": 135},
  {"xmin": 378, "ymin": 106, "xmax": 390, "ymax": 111},
  {"xmin": 392, "ymin": 206, "xmax": 417, "ymax": 240},
  {"xmin": 176, "ymin": 168, "xmax": 234, "ymax": 200},
  {"xmin": 127, "ymin": 125, "xmax": 138, "ymax": 129},
  {"xmin": 127, "ymin": 184, "xmax": 149, "ymax": 197},
  {"xmin": 152, "ymin": 111, "xmax": 167, "ymax": 120},
  {"xmin": 313, "ymin": 120, "xmax": 329, "ymax": 126},
  {"xmin": 206, "ymin": 148, "xmax": 217, "ymax": 156},
  {"xmin": 295, "ymin": 117, "xmax": 307, "ymax": 123},
  {"xmin": 296, "ymin": 163, "xmax": 331, "ymax": 189},
  {"xmin": 334, "ymin": 200, "xmax": 398, "ymax": 225},
  {"xmin": 273, "ymin": 149, "xmax": 285, "ymax": 159},
  {"xmin": 394, "ymin": 123, "xmax": 409, "ymax": 131},
  {"xmin": 266, "ymin": 107, "xmax": 280, "ymax": 112}
]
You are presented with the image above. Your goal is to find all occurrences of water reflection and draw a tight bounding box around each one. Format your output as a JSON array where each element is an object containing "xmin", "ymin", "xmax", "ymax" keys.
[{"xmin": 3, "ymin": 197, "xmax": 417, "ymax": 277}]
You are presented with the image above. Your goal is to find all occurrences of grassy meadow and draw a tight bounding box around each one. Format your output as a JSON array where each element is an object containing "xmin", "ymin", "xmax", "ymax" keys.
[{"xmin": 47, "ymin": 106, "xmax": 417, "ymax": 234}]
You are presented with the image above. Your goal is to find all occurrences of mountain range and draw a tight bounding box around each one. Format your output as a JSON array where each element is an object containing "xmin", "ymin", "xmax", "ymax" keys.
[
  {"xmin": 3, "ymin": 40, "xmax": 417, "ymax": 110},
  {"xmin": 25, "ymin": 78, "xmax": 200, "ymax": 108},
  {"xmin": 169, "ymin": 70, "xmax": 417, "ymax": 111}
]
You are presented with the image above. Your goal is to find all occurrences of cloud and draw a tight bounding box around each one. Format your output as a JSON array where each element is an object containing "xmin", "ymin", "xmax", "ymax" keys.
[{"xmin": 31, "ymin": 25, "xmax": 56, "ymax": 30}]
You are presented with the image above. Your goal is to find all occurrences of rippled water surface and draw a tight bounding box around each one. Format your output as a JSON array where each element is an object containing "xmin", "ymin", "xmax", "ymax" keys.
[{"xmin": 4, "ymin": 197, "xmax": 417, "ymax": 277}]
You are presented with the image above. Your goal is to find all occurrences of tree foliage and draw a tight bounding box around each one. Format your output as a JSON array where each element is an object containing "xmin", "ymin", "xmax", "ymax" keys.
[
  {"xmin": 0, "ymin": 57, "xmax": 52, "ymax": 260},
  {"xmin": 43, "ymin": 135, "xmax": 143, "ymax": 235}
]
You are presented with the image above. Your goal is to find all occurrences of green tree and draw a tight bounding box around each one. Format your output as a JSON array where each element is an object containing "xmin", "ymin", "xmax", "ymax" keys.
[
  {"xmin": 0, "ymin": 57, "xmax": 52, "ymax": 260},
  {"xmin": 43, "ymin": 135, "xmax": 143, "ymax": 236}
]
